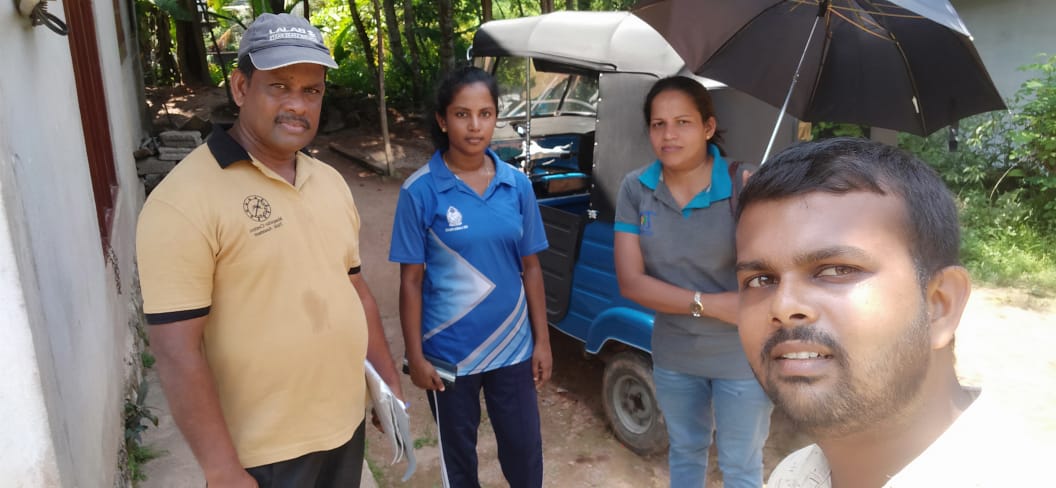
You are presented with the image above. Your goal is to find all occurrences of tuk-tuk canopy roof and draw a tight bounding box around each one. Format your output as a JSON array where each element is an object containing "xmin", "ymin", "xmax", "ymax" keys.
[{"xmin": 472, "ymin": 11, "xmax": 686, "ymax": 76}]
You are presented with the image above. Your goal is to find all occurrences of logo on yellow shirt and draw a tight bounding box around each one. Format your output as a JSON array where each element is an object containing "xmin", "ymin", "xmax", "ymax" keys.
[{"xmin": 243, "ymin": 195, "xmax": 272, "ymax": 222}]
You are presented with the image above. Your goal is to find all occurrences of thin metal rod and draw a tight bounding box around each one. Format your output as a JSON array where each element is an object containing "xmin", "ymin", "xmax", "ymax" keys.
[
  {"xmin": 762, "ymin": 14, "xmax": 822, "ymax": 164},
  {"xmin": 523, "ymin": 57, "xmax": 532, "ymax": 173}
]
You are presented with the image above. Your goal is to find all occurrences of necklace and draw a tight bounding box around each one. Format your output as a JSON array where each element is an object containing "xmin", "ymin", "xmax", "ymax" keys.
[{"xmin": 443, "ymin": 153, "xmax": 494, "ymax": 177}]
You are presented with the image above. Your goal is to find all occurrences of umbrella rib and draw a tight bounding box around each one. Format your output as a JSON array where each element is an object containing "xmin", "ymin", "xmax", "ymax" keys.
[
  {"xmin": 889, "ymin": 35, "xmax": 928, "ymax": 134},
  {"xmin": 829, "ymin": 8, "xmax": 891, "ymax": 42},
  {"xmin": 801, "ymin": 6, "xmax": 833, "ymax": 126},
  {"xmin": 830, "ymin": 5, "xmax": 924, "ymax": 20},
  {"xmin": 862, "ymin": 0, "xmax": 930, "ymax": 134}
]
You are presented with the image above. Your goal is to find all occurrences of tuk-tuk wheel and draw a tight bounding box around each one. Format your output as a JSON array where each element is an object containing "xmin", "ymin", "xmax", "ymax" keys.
[{"xmin": 601, "ymin": 351, "xmax": 669, "ymax": 456}]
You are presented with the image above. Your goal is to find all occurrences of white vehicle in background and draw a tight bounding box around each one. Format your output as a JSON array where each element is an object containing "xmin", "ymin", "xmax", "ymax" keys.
[{"xmin": 472, "ymin": 10, "xmax": 798, "ymax": 455}]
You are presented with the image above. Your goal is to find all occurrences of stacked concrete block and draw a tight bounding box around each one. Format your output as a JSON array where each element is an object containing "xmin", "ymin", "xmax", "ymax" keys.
[
  {"xmin": 157, "ymin": 130, "xmax": 201, "ymax": 160},
  {"xmin": 137, "ymin": 130, "xmax": 206, "ymax": 195}
]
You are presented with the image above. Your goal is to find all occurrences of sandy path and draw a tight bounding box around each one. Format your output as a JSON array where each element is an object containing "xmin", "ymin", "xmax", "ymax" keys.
[{"xmin": 955, "ymin": 288, "xmax": 1056, "ymax": 446}]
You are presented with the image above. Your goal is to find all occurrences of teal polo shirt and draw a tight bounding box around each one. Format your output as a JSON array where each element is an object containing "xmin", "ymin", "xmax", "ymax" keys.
[{"xmin": 614, "ymin": 144, "xmax": 753, "ymax": 379}]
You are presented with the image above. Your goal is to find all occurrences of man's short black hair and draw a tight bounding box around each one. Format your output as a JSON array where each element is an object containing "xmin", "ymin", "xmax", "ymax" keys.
[
  {"xmin": 237, "ymin": 54, "xmax": 257, "ymax": 80},
  {"xmin": 736, "ymin": 137, "xmax": 961, "ymax": 286}
]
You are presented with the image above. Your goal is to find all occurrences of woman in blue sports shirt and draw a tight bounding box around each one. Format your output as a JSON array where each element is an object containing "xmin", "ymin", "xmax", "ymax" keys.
[
  {"xmin": 613, "ymin": 76, "xmax": 773, "ymax": 488},
  {"xmin": 389, "ymin": 66, "xmax": 551, "ymax": 488}
]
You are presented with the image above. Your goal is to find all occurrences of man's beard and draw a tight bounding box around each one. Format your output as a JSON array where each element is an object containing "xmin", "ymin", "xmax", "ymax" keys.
[{"xmin": 757, "ymin": 307, "xmax": 932, "ymax": 439}]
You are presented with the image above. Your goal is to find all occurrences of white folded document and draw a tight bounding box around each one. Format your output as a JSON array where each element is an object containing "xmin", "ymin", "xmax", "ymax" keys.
[{"xmin": 365, "ymin": 360, "xmax": 416, "ymax": 481}]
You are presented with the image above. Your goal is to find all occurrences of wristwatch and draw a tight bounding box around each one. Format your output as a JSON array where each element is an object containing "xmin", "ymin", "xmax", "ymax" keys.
[{"xmin": 689, "ymin": 291, "xmax": 704, "ymax": 318}]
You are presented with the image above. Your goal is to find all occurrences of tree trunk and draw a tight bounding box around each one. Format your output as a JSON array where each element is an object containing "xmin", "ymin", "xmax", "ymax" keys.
[
  {"xmin": 403, "ymin": 0, "xmax": 424, "ymax": 109},
  {"xmin": 269, "ymin": 0, "xmax": 285, "ymax": 13},
  {"xmin": 577, "ymin": 0, "xmax": 590, "ymax": 10},
  {"xmin": 175, "ymin": 0, "xmax": 212, "ymax": 86},
  {"xmin": 438, "ymin": 0, "xmax": 455, "ymax": 75},
  {"xmin": 371, "ymin": 0, "xmax": 395, "ymax": 175},
  {"xmin": 540, "ymin": 0, "xmax": 554, "ymax": 13},
  {"xmin": 482, "ymin": 0, "xmax": 492, "ymax": 22},
  {"xmin": 348, "ymin": 0, "xmax": 377, "ymax": 82},
  {"xmin": 303, "ymin": 0, "xmax": 310, "ymax": 19},
  {"xmin": 141, "ymin": 4, "xmax": 180, "ymax": 85},
  {"xmin": 565, "ymin": 0, "xmax": 574, "ymax": 9},
  {"xmin": 382, "ymin": 0, "xmax": 409, "ymax": 74}
]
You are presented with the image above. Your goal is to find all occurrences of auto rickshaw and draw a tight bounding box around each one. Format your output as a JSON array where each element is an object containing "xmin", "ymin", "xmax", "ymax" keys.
[{"xmin": 471, "ymin": 10, "xmax": 798, "ymax": 455}]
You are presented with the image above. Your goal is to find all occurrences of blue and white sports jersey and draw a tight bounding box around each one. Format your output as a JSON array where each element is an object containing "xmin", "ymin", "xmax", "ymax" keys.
[{"xmin": 389, "ymin": 149, "xmax": 548, "ymax": 375}]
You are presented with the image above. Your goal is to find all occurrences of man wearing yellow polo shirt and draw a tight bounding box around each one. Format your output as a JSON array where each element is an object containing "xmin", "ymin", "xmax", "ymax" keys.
[{"xmin": 136, "ymin": 13, "xmax": 402, "ymax": 488}]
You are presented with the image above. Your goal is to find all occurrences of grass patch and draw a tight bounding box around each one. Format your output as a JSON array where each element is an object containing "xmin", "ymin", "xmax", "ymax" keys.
[
  {"xmin": 963, "ymin": 229, "xmax": 1056, "ymax": 291},
  {"xmin": 413, "ymin": 436, "xmax": 438, "ymax": 449},
  {"xmin": 124, "ymin": 378, "xmax": 162, "ymax": 485},
  {"xmin": 140, "ymin": 350, "xmax": 155, "ymax": 369},
  {"xmin": 366, "ymin": 458, "xmax": 385, "ymax": 484},
  {"xmin": 127, "ymin": 442, "xmax": 165, "ymax": 483},
  {"xmin": 958, "ymin": 190, "xmax": 1056, "ymax": 292}
]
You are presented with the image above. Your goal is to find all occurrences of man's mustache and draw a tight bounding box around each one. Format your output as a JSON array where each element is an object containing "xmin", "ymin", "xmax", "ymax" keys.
[
  {"xmin": 761, "ymin": 325, "xmax": 844, "ymax": 362},
  {"xmin": 275, "ymin": 113, "xmax": 311, "ymax": 129}
]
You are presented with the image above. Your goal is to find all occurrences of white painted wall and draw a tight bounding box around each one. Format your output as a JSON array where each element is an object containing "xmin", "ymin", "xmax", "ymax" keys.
[
  {"xmin": 953, "ymin": 0, "xmax": 1056, "ymax": 99},
  {"xmin": 0, "ymin": 0, "xmax": 146, "ymax": 485}
]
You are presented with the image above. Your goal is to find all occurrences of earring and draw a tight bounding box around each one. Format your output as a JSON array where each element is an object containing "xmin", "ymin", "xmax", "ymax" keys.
[{"xmin": 441, "ymin": 127, "xmax": 447, "ymax": 133}]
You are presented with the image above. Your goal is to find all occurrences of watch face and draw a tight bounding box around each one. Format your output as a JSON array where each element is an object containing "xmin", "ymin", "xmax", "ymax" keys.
[{"xmin": 690, "ymin": 302, "xmax": 704, "ymax": 317}]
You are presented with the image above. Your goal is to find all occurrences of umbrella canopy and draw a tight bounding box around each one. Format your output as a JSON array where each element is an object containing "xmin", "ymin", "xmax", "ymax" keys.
[
  {"xmin": 472, "ymin": 11, "xmax": 686, "ymax": 77},
  {"xmin": 633, "ymin": 0, "xmax": 1006, "ymax": 136}
]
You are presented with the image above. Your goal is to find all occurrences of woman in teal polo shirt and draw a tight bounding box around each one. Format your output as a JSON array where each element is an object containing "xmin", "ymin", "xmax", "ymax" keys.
[
  {"xmin": 389, "ymin": 66, "xmax": 551, "ymax": 488},
  {"xmin": 614, "ymin": 76, "xmax": 773, "ymax": 488}
]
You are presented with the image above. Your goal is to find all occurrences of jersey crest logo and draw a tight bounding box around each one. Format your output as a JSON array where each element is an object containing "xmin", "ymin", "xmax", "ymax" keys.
[{"xmin": 446, "ymin": 206, "xmax": 463, "ymax": 227}]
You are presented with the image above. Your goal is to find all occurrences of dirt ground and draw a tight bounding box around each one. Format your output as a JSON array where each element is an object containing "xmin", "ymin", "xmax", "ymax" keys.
[{"xmin": 140, "ymin": 87, "xmax": 1056, "ymax": 487}]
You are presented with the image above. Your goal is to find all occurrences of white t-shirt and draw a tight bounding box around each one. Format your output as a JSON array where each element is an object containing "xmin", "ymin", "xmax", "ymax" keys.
[{"xmin": 766, "ymin": 390, "xmax": 1048, "ymax": 487}]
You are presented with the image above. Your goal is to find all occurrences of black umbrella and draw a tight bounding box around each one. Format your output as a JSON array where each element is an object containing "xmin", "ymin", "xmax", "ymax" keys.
[{"xmin": 633, "ymin": 0, "xmax": 1006, "ymax": 159}]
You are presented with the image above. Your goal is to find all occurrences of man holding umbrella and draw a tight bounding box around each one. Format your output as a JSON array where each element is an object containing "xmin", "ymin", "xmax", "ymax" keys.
[{"xmin": 732, "ymin": 138, "xmax": 1043, "ymax": 487}]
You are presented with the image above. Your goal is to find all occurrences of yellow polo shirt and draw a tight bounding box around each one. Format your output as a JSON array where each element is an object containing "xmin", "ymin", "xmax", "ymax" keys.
[{"xmin": 136, "ymin": 127, "xmax": 367, "ymax": 468}]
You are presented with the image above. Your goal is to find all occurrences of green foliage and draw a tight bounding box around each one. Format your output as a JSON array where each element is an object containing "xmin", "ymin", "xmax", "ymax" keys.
[
  {"xmin": 900, "ymin": 54, "xmax": 1056, "ymax": 291},
  {"xmin": 124, "ymin": 379, "xmax": 163, "ymax": 484},
  {"xmin": 1012, "ymin": 54, "xmax": 1056, "ymax": 231},
  {"xmin": 148, "ymin": 0, "xmax": 194, "ymax": 21},
  {"xmin": 127, "ymin": 442, "xmax": 164, "ymax": 484},
  {"xmin": 208, "ymin": 63, "xmax": 222, "ymax": 87},
  {"xmin": 249, "ymin": 0, "xmax": 276, "ymax": 16},
  {"xmin": 413, "ymin": 435, "xmax": 438, "ymax": 449},
  {"xmin": 141, "ymin": 350, "xmax": 156, "ymax": 369},
  {"xmin": 957, "ymin": 189, "xmax": 1056, "ymax": 288},
  {"xmin": 140, "ymin": 0, "xmax": 648, "ymax": 107},
  {"xmin": 315, "ymin": 3, "xmax": 376, "ymax": 93},
  {"xmin": 812, "ymin": 121, "xmax": 869, "ymax": 139}
]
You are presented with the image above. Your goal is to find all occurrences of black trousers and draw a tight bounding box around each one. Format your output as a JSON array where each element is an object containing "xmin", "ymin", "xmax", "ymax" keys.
[
  {"xmin": 246, "ymin": 421, "xmax": 365, "ymax": 488},
  {"xmin": 427, "ymin": 360, "xmax": 543, "ymax": 488}
]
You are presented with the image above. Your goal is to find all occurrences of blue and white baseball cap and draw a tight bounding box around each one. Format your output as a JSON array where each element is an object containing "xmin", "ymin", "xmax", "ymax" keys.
[{"xmin": 238, "ymin": 13, "xmax": 337, "ymax": 70}]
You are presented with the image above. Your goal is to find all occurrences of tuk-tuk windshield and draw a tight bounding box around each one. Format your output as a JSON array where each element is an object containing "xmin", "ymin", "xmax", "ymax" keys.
[{"xmin": 492, "ymin": 57, "xmax": 599, "ymax": 119}]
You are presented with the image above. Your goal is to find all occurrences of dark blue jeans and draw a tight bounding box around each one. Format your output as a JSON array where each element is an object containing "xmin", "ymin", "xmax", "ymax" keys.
[
  {"xmin": 427, "ymin": 360, "xmax": 543, "ymax": 488},
  {"xmin": 245, "ymin": 421, "xmax": 365, "ymax": 488}
]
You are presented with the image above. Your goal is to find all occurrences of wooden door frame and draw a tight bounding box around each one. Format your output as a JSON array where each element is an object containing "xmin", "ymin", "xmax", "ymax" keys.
[{"xmin": 64, "ymin": 0, "xmax": 119, "ymax": 251}]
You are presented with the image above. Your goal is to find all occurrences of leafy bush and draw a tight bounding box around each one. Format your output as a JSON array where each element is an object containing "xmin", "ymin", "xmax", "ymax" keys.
[
  {"xmin": 900, "ymin": 54, "xmax": 1056, "ymax": 291},
  {"xmin": 812, "ymin": 121, "xmax": 869, "ymax": 139},
  {"xmin": 958, "ymin": 189, "xmax": 1056, "ymax": 288}
]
